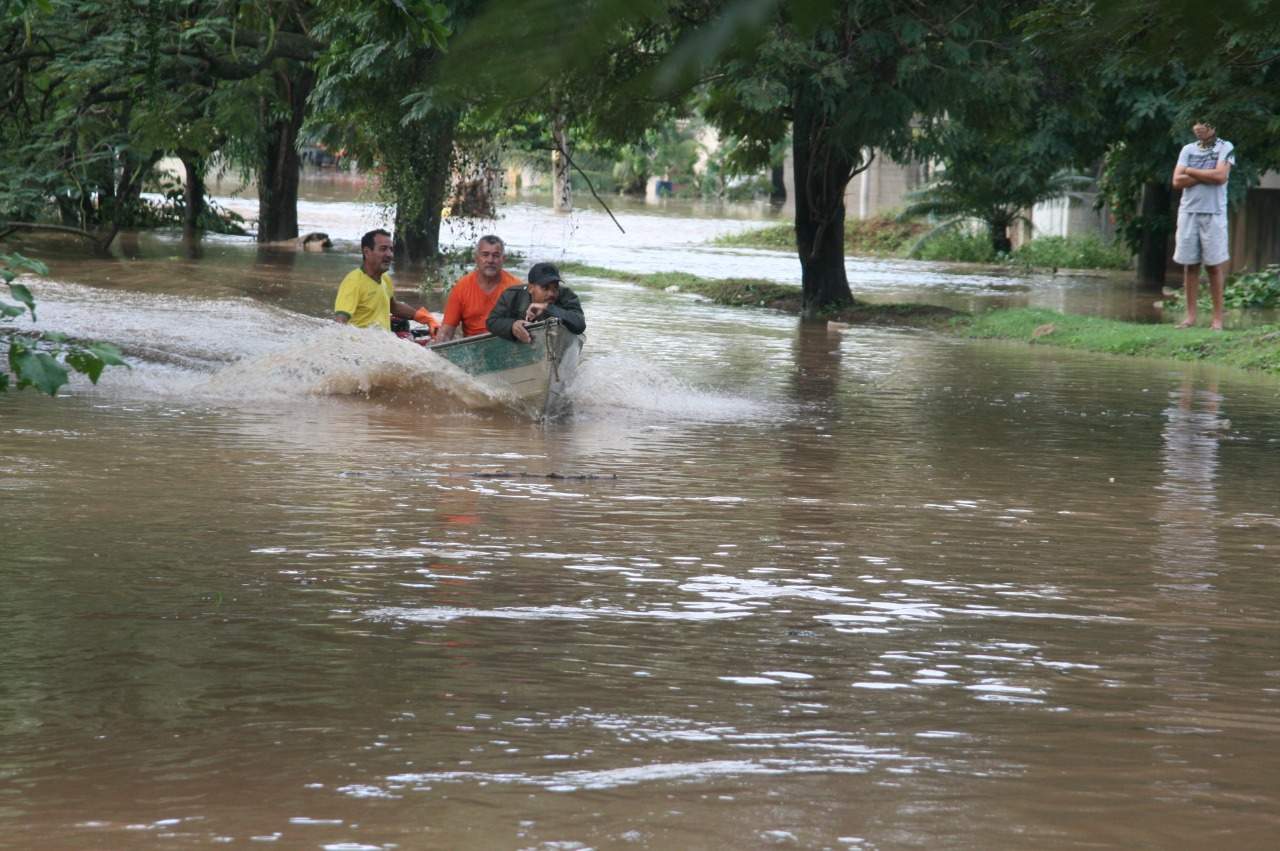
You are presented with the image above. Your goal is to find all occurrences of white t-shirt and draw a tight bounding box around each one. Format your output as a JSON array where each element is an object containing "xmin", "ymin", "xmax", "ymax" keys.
[{"xmin": 1177, "ymin": 138, "xmax": 1234, "ymax": 214}]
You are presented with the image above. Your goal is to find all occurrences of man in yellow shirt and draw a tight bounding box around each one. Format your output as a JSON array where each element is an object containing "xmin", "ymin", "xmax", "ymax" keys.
[{"xmin": 334, "ymin": 229, "xmax": 437, "ymax": 333}]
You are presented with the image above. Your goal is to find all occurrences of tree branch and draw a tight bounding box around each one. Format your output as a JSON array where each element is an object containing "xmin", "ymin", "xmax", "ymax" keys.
[
  {"xmin": 0, "ymin": 221, "xmax": 105, "ymax": 244},
  {"xmin": 548, "ymin": 142, "xmax": 626, "ymax": 235},
  {"xmin": 847, "ymin": 150, "xmax": 876, "ymax": 183}
]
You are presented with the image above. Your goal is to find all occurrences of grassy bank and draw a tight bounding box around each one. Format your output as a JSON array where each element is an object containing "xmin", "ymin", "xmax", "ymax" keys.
[
  {"xmin": 716, "ymin": 217, "xmax": 1132, "ymax": 272},
  {"xmin": 958, "ymin": 309, "xmax": 1280, "ymax": 375},
  {"xmin": 559, "ymin": 262, "xmax": 803, "ymax": 311},
  {"xmin": 561, "ymin": 262, "xmax": 965, "ymax": 328},
  {"xmin": 563, "ymin": 261, "xmax": 1280, "ymax": 376},
  {"xmin": 713, "ymin": 214, "xmax": 926, "ymax": 256}
]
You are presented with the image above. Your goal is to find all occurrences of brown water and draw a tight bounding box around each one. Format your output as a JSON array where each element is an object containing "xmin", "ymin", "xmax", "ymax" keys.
[{"xmin": 3, "ymin": 195, "xmax": 1280, "ymax": 849}]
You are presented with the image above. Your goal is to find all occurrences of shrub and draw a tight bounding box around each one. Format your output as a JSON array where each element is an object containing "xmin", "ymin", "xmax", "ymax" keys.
[
  {"xmin": 912, "ymin": 228, "xmax": 997, "ymax": 263},
  {"xmin": 1167, "ymin": 264, "xmax": 1280, "ymax": 311},
  {"xmin": 1010, "ymin": 234, "xmax": 1131, "ymax": 270},
  {"xmin": 1223, "ymin": 265, "xmax": 1280, "ymax": 309}
]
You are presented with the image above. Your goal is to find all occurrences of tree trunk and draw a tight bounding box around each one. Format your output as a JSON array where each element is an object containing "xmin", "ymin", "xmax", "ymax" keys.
[
  {"xmin": 990, "ymin": 221, "xmax": 1012, "ymax": 255},
  {"xmin": 552, "ymin": 114, "xmax": 572, "ymax": 214},
  {"xmin": 792, "ymin": 88, "xmax": 857, "ymax": 317},
  {"xmin": 81, "ymin": 150, "xmax": 114, "ymax": 231},
  {"xmin": 1137, "ymin": 180, "xmax": 1172, "ymax": 290},
  {"xmin": 770, "ymin": 163, "xmax": 786, "ymax": 205},
  {"xmin": 257, "ymin": 65, "xmax": 314, "ymax": 243},
  {"xmin": 57, "ymin": 196, "xmax": 80, "ymax": 229},
  {"xmin": 99, "ymin": 147, "xmax": 160, "ymax": 254},
  {"xmin": 394, "ymin": 115, "xmax": 458, "ymax": 267},
  {"xmin": 179, "ymin": 150, "xmax": 205, "ymax": 241}
]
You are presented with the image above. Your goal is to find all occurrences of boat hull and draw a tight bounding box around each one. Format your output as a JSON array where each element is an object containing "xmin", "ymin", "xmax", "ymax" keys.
[{"xmin": 426, "ymin": 319, "xmax": 582, "ymax": 417}]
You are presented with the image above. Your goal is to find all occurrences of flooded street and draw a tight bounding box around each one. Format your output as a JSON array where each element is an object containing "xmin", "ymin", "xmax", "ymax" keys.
[{"xmin": 3, "ymin": 188, "xmax": 1279, "ymax": 849}]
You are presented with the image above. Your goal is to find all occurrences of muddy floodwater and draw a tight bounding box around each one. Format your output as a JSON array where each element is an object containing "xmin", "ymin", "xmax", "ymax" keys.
[{"xmin": 3, "ymin": 188, "xmax": 1279, "ymax": 849}]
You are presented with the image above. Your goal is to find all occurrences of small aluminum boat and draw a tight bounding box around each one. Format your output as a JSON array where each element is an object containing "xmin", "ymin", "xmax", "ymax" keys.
[{"xmin": 422, "ymin": 318, "xmax": 582, "ymax": 418}]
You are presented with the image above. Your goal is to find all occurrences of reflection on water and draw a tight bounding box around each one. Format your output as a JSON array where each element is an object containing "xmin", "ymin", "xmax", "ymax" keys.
[
  {"xmin": 3, "ymin": 189, "xmax": 1280, "ymax": 849},
  {"xmin": 1155, "ymin": 379, "xmax": 1224, "ymax": 581},
  {"xmin": 1150, "ymin": 379, "xmax": 1224, "ymax": 789}
]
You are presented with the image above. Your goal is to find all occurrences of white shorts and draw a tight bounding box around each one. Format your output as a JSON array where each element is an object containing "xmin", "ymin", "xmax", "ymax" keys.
[{"xmin": 1173, "ymin": 212, "xmax": 1229, "ymax": 267}]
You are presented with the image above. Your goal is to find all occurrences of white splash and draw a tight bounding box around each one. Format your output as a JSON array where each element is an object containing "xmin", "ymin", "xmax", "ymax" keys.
[
  {"xmin": 200, "ymin": 324, "xmax": 509, "ymax": 405},
  {"xmin": 568, "ymin": 353, "xmax": 770, "ymax": 422},
  {"xmin": 26, "ymin": 279, "xmax": 513, "ymax": 406}
]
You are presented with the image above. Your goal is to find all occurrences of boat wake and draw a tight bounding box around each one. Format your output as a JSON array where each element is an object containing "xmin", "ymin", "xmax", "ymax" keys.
[
  {"xmin": 566, "ymin": 353, "xmax": 772, "ymax": 423},
  {"xmin": 200, "ymin": 325, "xmax": 511, "ymax": 407},
  {"xmin": 19, "ymin": 279, "xmax": 511, "ymax": 408},
  {"xmin": 22, "ymin": 277, "xmax": 771, "ymax": 419}
]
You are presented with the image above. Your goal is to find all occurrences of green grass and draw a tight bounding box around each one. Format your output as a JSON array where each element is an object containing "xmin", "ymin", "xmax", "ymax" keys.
[
  {"xmin": 713, "ymin": 213, "xmax": 927, "ymax": 256},
  {"xmin": 719, "ymin": 218, "xmax": 1132, "ymax": 272},
  {"xmin": 559, "ymin": 261, "xmax": 961, "ymax": 327},
  {"xmin": 957, "ymin": 309, "xmax": 1280, "ymax": 375},
  {"xmin": 559, "ymin": 262, "xmax": 801, "ymax": 310},
  {"xmin": 712, "ymin": 222, "xmax": 795, "ymax": 250}
]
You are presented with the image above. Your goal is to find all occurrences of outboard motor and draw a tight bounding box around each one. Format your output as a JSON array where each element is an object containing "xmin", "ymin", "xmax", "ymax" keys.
[{"xmin": 392, "ymin": 316, "xmax": 436, "ymax": 347}]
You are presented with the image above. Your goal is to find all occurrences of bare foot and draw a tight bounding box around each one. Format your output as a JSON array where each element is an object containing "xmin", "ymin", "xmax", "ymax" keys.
[
  {"xmin": 1210, "ymin": 321, "xmax": 1223, "ymax": 331},
  {"xmin": 1176, "ymin": 318, "xmax": 1196, "ymax": 329}
]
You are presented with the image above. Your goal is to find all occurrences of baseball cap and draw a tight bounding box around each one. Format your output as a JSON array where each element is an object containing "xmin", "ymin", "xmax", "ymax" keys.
[{"xmin": 527, "ymin": 262, "xmax": 562, "ymax": 286}]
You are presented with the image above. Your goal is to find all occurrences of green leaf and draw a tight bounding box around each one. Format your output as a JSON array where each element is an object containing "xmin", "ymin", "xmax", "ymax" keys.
[
  {"xmin": 65, "ymin": 349, "xmax": 105, "ymax": 383},
  {"xmin": 12, "ymin": 255, "xmax": 48, "ymax": 276},
  {"xmin": 10, "ymin": 346, "xmax": 68, "ymax": 396},
  {"xmin": 1, "ymin": 302, "xmax": 26, "ymax": 319},
  {"xmin": 7, "ymin": 283, "xmax": 37, "ymax": 319},
  {"xmin": 3, "ymin": 254, "xmax": 49, "ymax": 280},
  {"xmin": 897, "ymin": 18, "xmax": 927, "ymax": 46},
  {"xmin": 86, "ymin": 342, "xmax": 127, "ymax": 365}
]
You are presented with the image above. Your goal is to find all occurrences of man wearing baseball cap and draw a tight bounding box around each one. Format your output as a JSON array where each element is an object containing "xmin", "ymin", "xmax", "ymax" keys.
[{"xmin": 486, "ymin": 262, "xmax": 586, "ymax": 343}]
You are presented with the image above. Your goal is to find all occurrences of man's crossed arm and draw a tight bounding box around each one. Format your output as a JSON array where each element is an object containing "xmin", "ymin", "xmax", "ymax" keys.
[{"xmin": 1173, "ymin": 159, "xmax": 1231, "ymax": 189}]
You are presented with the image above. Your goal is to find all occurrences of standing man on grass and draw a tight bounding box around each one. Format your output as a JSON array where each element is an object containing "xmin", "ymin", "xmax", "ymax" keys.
[
  {"xmin": 334, "ymin": 229, "xmax": 438, "ymax": 334},
  {"xmin": 436, "ymin": 235, "xmax": 521, "ymax": 342},
  {"xmin": 1171, "ymin": 121, "xmax": 1235, "ymax": 331}
]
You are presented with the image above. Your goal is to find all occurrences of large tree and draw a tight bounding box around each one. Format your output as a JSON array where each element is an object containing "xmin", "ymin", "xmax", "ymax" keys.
[
  {"xmin": 165, "ymin": 1, "xmax": 325, "ymax": 243},
  {"xmin": 310, "ymin": 0, "xmax": 453, "ymax": 265},
  {"xmin": 0, "ymin": 0, "xmax": 173, "ymax": 251},
  {"xmin": 433, "ymin": 0, "xmax": 685, "ymax": 224},
  {"xmin": 902, "ymin": 127, "xmax": 1094, "ymax": 255},
  {"xmin": 437, "ymin": 0, "xmax": 1013, "ymax": 316},
  {"xmin": 902, "ymin": 26, "xmax": 1109, "ymax": 257},
  {"xmin": 1022, "ymin": 0, "xmax": 1280, "ymax": 284},
  {"xmin": 701, "ymin": 2, "xmax": 1019, "ymax": 315},
  {"xmin": 0, "ymin": 1, "xmax": 328, "ymax": 247}
]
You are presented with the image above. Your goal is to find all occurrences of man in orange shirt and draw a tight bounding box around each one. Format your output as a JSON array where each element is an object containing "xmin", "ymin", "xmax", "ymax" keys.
[{"xmin": 437, "ymin": 234, "xmax": 521, "ymax": 341}]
